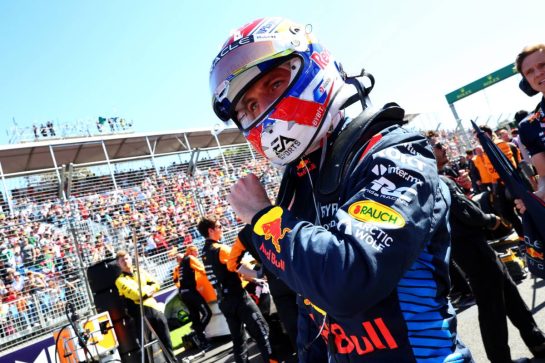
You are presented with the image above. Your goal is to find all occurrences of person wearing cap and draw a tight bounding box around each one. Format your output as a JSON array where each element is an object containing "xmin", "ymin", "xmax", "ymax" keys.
[
  {"xmin": 514, "ymin": 44, "xmax": 545, "ymax": 212},
  {"xmin": 172, "ymin": 246, "xmax": 212, "ymax": 350},
  {"xmin": 210, "ymin": 17, "xmax": 472, "ymax": 362}
]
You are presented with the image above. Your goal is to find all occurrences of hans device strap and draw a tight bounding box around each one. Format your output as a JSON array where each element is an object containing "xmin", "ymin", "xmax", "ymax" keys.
[
  {"xmin": 274, "ymin": 104, "xmax": 406, "ymax": 208},
  {"xmin": 316, "ymin": 104, "xmax": 406, "ymax": 204}
]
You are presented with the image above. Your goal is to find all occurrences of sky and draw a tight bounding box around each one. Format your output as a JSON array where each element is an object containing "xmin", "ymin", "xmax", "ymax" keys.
[{"xmin": 1, "ymin": 0, "xmax": 544, "ymax": 146}]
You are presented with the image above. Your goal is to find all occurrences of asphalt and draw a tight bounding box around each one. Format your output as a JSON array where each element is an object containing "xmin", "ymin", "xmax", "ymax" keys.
[
  {"xmin": 457, "ymin": 274, "xmax": 545, "ymax": 362},
  {"xmin": 176, "ymin": 271, "xmax": 545, "ymax": 363}
]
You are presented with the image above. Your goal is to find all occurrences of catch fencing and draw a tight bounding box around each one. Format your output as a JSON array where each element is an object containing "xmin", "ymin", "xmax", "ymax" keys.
[{"xmin": 0, "ymin": 140, "xmax": 282, "ymax": 353}]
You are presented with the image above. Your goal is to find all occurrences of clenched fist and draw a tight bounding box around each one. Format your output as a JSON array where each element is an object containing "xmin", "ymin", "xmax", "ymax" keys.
[{"xmin": 228, "ymin": 173, "xmax": 272, "ymax": 224}]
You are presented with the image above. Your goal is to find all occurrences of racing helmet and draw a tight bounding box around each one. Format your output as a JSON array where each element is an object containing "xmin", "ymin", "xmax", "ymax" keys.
[{"xmin": 209, "ymin": 17, "xmax": 346, "ymax": 165}]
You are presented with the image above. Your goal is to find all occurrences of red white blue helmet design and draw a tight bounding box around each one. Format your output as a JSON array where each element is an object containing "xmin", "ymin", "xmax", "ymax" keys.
[{"xmin": 209, "ymin": 17, "xmax": 346, "ymax": 166}]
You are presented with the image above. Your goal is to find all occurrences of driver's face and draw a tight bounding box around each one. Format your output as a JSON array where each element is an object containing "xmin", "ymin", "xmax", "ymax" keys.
[{"xmin": 235, "ymin": 65, "xmax": 292, "ymax": 129}]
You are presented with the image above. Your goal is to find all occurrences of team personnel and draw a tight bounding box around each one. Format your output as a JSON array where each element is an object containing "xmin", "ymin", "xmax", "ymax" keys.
[
  {"xmin": 227, "ymin": 225, "xmax": 299, "ymax": 352},
  {"xmin": 198, "ymin": 217, "xmax": 274, "ymax": 363},
  {"xmin": 115, "ymin": 250, "xmax": 175, "ymax": 360},
  {"xmin": 210, "ymin": 17, "xmax": 472, "ymax": 362},
  {"xmin": 472, "ymin": 145, "xmax": 497, "ymax": 193},
  {"xmin": 434, "ymin": 142, "xmax": 545, "ymax": 362},
  {"xmin": 172, "ymin": 246, "xmax": 212, "ymax": 350},
  {"xmin": 515, "ymin": 44, "xmax": 545, "ymax": 212},
  {"xmin": 477, "ymin": 125, "xmax": 524, "ymax": 239}
]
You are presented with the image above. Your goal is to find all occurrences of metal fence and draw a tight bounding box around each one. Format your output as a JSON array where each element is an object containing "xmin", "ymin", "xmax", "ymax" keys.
[{"xmin": 0, "ymin": 141, "xmax": 282, "ymax": 353}]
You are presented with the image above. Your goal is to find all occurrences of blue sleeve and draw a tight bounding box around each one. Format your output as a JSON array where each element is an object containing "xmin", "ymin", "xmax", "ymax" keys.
[{"xmin": 250, "ymin": 136, "xmax": 441, "ymax": 318}]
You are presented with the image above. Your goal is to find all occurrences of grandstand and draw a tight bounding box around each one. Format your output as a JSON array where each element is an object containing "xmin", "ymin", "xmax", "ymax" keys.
[{"xmin": 0, "ymin": 127, "xmax": 283, "ymax": 354}]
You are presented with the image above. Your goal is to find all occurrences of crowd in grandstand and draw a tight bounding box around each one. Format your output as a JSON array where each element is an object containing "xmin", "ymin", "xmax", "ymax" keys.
[
  {"xmin": 32, "ymin": 121, "xmax": 56, "ymax": 138},
  {"xmin": 0, "ymin": 153, "xmax": 281, "ymax": 342}
]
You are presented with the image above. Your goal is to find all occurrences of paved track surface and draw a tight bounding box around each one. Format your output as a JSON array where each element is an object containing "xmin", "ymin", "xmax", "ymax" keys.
[
  {"xmin": 457, "ymin": 274, "xmax": 545, "ymax": 362},
  {"xmin": 176, "ymin": 274, "xmax": 545, "ymax": 363}
]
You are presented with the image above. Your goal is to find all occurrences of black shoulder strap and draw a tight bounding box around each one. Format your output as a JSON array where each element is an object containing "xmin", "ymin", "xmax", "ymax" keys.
[
  {"xmin": 316, "ymin": 103, "xmax": 406, "ymax": 203},
  {"xmin": 275, "ymin": 165, "xmax": 296, "ymax": 208}
]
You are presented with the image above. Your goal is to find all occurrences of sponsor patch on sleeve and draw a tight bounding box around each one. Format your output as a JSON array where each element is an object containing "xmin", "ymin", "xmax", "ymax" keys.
[
  {"xmin": 347, "ymin": 200, "xmax": 405, "ymax": 229},
  {"xmin": 254, "ymin": 206, "xmax": 291, "ymax": 253}
]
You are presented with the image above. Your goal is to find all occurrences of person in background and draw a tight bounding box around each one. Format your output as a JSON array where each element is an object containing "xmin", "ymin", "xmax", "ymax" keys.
[
  {"xmin": 477, "ymin": 125, "xmax": 524, "ymax": 239},
  {"xmin": 172, "ymin": 246, "xmax": 211, "ymax": 350},
  {"xmin": 227, "ymin": 226, "xmax": 298, "ymax": 362},
  {"xmin": 472, "ymin": 145, "xmax": 496, "ymax": 193},
  {"xmin": 115, "ymin": 250, "xmax": 175, "ymax": 360},
  {"xmin": 465, "ymin": 149, "xmax": 482, "ymax": 194},
  {"xmin": 198, "ymin": 216, "xmax": 274, "ymax": 363},
  {"xmin": 514, "ymin": 44, "xmax": 545, "ymax": 212},
  {"xmin": 211, "ymin": 16, "xmax": 471, "ymax": 362},
  {"xmin": 434, "ymin": 141, "xmax": 545, "ymax": 363},
  {"xmin": 497, "ymin": 129, "xmax": 522, "ymax": 168},
  {"xmin": 227, "ymin": 225, "xmax": 298, "ymax": 354}
]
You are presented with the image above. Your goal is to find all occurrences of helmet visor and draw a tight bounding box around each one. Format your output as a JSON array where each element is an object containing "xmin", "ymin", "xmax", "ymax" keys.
[
  {"xmin": 233, "ymin": 57, "xmax": 302, "ymax": 131},
  {"xmin": 210, "ymin": 35, "xmax": 296, "ymax": 103}
]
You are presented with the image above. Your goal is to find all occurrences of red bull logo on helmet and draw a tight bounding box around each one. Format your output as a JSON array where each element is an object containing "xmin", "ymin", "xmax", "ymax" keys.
[
  {"xmin": 348, "ymin": 200, "xmax": 405, "ymax": 229},
  {"xmin": 254, "ymin": 206, "xmax": 291, "ymax": 252}
]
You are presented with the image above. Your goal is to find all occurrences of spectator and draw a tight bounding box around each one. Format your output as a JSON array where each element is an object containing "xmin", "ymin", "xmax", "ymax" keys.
[
  {"xmin": 0, "ymin": 146, "xmax": 281, "ymax": 342},
  {"xmin": 11, "ymin": 271, "xmax": 25, "ymax": 292},
  {"xmin": 46, "ymin": 121, "xmax": 56, "ymax": 137},
  {"xmin": 0, "ymin": 295, "xmax": 15, "ymax": 337}
]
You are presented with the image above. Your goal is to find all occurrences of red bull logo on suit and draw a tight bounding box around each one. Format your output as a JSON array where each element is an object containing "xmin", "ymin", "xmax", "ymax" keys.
[{"xmin": 254, "ymin": 206, "xmax": 291, "ymax": 252}]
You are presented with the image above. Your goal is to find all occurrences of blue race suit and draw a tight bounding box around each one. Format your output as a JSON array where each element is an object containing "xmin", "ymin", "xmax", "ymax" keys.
[
  {"xmin": 248, "ymin": 105, "xmax": 473, "ymax": 362},
  {"xmin": 519, "ymin": 98, "xmax": 545, "ymax": 158}
]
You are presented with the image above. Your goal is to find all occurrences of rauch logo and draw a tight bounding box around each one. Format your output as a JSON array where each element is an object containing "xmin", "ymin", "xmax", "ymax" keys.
[{"xmin": 348, "ymin": 200, "xmax": 405, "ymax": 229}]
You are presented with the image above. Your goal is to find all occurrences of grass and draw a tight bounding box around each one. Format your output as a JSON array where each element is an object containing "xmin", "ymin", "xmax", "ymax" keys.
[{"xmin": 171, "ymin": 323, "xmax": 193, "ymax": 351}]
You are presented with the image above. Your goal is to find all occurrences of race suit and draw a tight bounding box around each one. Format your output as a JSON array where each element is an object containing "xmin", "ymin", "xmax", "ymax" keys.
[
  {"xmin": 519, "ymin": 98, "xmax": 545, "ymax": 158},
  {"xmin": 247, "ymin": 105, "xmax": 473, "ymax": 362}
]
